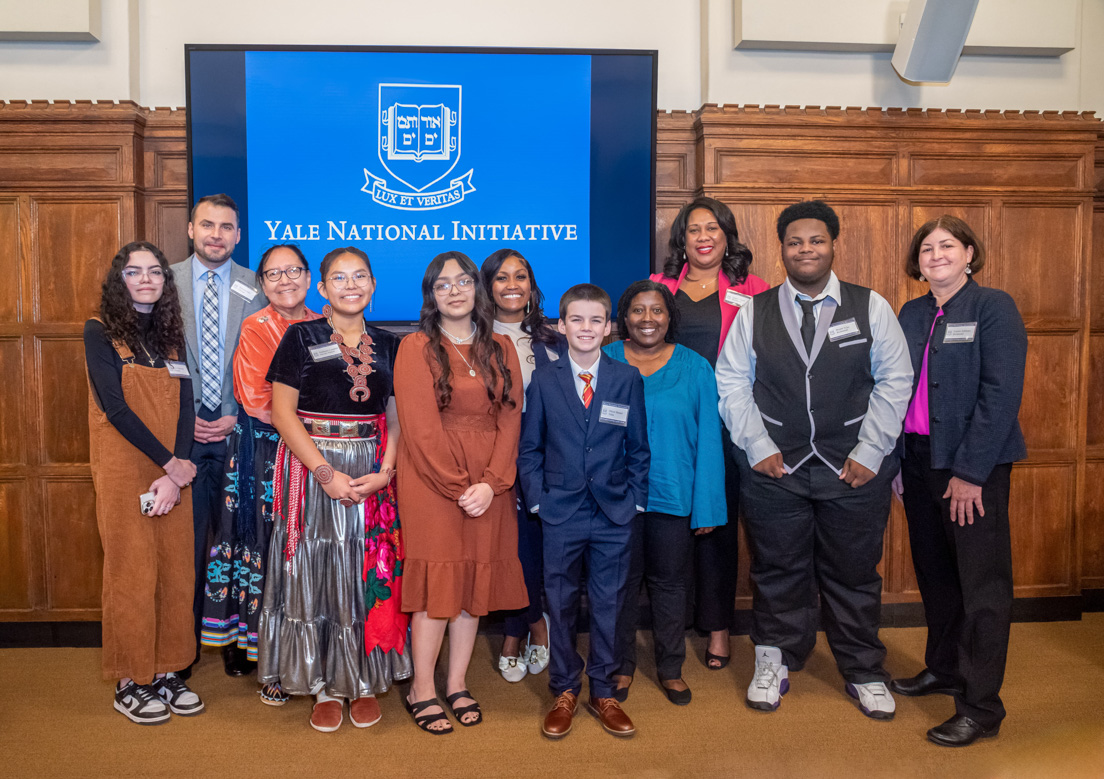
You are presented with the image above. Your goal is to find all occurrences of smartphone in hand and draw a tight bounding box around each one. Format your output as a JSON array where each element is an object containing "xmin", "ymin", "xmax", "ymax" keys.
[{"xmin": 140, "ymin": 491, "xmax": 155, "ymax": 515}]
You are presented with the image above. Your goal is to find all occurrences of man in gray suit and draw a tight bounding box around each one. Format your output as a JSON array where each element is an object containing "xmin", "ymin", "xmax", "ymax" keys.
[{"xmin": 170, "ymin": 193, "xmax": 265, "ymax": 675}]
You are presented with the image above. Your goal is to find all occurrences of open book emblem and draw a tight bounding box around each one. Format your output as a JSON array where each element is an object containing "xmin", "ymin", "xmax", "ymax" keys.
[{"xmin": 363, "ymin": 83, "xmax": 475, "ymax": 210}]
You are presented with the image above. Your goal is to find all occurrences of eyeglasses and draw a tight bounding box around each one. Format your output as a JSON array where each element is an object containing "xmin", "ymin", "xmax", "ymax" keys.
[
  {"xmin": 122, "ymin": 267, "xmax": 165, "ymax": 282},
  {"xmin": 263, "ymin": 266, "xmax": 306, "ymax": 282},
  {"xmin": 328, "ymin": 271, "xmax": 373, "ymax": 287},
  {"xmin": 432, "ymin": 277, "xmax": 475, "ymax": 296}
]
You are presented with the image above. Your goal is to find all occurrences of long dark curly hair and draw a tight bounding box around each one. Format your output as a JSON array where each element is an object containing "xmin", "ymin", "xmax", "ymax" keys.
[
  {"xmin": 479, "ymin": 248, "xmax": 560, "ymax": 350},
  {"xmin": 419, "ymin": 251, "xmax": 515, "ymax": 411},
  {"xmin": 662, "ymin": 196, "xmax": 753, "ymax": 285},
  {"xmin": 98, "ymin": 241, "xmax": 185, "ymax": 360}
]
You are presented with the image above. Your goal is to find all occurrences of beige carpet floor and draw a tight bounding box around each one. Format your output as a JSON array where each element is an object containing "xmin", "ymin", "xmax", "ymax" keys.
[{"xmin": 1, "ymin": 615, "xmax": 1102, "ymax": 778}]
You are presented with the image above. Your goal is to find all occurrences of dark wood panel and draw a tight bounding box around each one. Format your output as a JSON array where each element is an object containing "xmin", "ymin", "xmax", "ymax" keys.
[
  {"xmin": 716, "ymin": 150, "xmax": 897, "ymax": 187},
  {"xmin": 998, "ymin": 204, "xmax": 1083, "ymax": 322},
  {"xmin": 910, "ymin": 155, "xmax": 1082, "ymax": 189},
  {"xmin": 1020, "ymin": 334, "xmax": 1079, "ymax": 451},
  {"xmin": 1093, "ymin": 209, "xmax": 1104, "ymax": 330},
  {"xmin": 656, "ymin": 153, "xmax": 689, "ymax": 192},
  {"xmin": 0, "ymin": 338, "xmax": 25, "ymax": 465},
  {"xmin": 0, "ymin": 148, "xmax": 122, "ymax": 184},
  {"xmin": 146, "ymin": 198, "xmax": 189, "ymax": 263},
  {"xmin": 36, "ymin": 336, "xmax": 89, "ymax": 465},
  {"xmin": 1083, "ymin": 461, "xmax": 1104, "ymax": 584},
  {"xmin": 1087, "ymin": 335, "xmax": 1104, "ymax": 448},
  {"xmin": 0, "ymin": 479, "xmax": 33, "ymax": 611},
  {"xmin": 42, "ymin": 477, "xmax": 102, "ymax": 612},
  {"xmin": 153, "ymin": 150, "xmax": 187, "ymax": 189},
  {"xmin": 33, "ymin": 199, "xmax": 121, "ymax": 324},
  {"xmin": 1009, "ymin": 464, "xmax": 1075, "ymax": 591},
  {"xmin": 0, "ymin": 198, "xmax": 20, "ymax": 323}
]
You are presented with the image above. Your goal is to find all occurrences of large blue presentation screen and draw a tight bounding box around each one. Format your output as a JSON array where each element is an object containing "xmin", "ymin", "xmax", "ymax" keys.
[{"xmin": 186, "ymin": 46, "xmax": 656, "ymax": 322}]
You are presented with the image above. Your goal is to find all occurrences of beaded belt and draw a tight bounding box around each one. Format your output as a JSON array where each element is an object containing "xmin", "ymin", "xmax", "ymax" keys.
[{"xmin": 299, "ymin": 412, "xmax": 380, "ymax": 439}]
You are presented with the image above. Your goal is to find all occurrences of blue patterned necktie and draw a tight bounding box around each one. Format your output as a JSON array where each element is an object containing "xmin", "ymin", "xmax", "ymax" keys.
[{"xmin": 200, "ymin": 270, "xmax": 221, "ymax": 411}]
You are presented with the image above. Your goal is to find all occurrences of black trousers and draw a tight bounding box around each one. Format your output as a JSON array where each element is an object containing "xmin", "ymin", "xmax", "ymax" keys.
[
  {"xmin": 901, "ymin": 433, "xmax": 1013, "ymax": 729},
  {"xmin": 737, "ymin": 453, "xmax": 894, "ymax": 683},
  {"xmin": 692, "ymin": 426, "xmax": 741, "ymax": 632},
  {"xmin": 190, "ymin": 408, "xmax": 229, "ymax": 658},
  {"xmin": 615, "ymin": 512, "xmax": 693, "ymax": 681},
  {"xmin": 503, "ymin": 499, "xmax": 545, "ymax": 639}
]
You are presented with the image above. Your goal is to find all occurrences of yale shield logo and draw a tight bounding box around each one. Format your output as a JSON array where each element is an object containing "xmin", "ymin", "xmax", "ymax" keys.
[{"xmin": 363, "ymin": 83, "xmax": 476, "ymax": 211}]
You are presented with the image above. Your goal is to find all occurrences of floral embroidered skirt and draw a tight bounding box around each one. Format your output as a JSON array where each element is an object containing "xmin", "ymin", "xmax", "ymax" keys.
[
  {"xmin": 200, "ymin": 413, "xmax": 280, "ymax": 660},
  {"xmin": 257, "ymin": 415, "xmax": 412, "ymax": 699}
]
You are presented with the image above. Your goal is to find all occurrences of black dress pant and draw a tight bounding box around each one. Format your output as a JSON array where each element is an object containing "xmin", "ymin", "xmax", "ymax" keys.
[
  {"xmin": 615, "ymin": 512, "xmax": 693, "ymax": 681},
  {"xmin": 190, "ymin": 405, "xmax": 229, "ymax": 658},
  {"xmin": 737, "ymin": 453, "xmax": 894, "ymax": 683},
  {"xmin": 901, "ymin": 433, "xmax": 1013, "ymax": 729},
  {"xmin": 692, "ymin": 426, "xmax": 741, "ymax": 633}
]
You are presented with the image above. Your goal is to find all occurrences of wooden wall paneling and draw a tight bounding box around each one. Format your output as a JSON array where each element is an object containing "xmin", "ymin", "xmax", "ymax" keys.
[
  {"xmin": 1019, "ymin": 334, "xmax": 1081, "ymax": 453},
  {"xmin": 0, "ymin": 338, "xmax": 26, "ymax": 466},
  {"xmin": 721, "ymin": 200, "xmax": 788, "ymax": 286},
  {"xmin": 1009, "ymin": 464, "xmax": 1077, "ymax": 595},
  {"xmin": 41, "ymin": 476, "xmax": 102, "ymax": 615},
  {"xmin": 145, "ymin": 196, "xmax": 190, "ymax": 263},
  {"xmin": 654, "ymin": 111, "xmax": 698, "ymax": 273},
  {"xmin": 998, "ymin": 203, "xmax": 1085, "ymax": 327},
  {"xmin": 1085, "ymin": 132, "xmax": 1104, "ymax": 589},
  {"xmin": 35, "ymin": 335, "xmax": 91, "ymax": 466},
  {"xmin": 0, "ymin": 198, "xmax": 21, "ymax": 324},
  {"xmin": 0, "ymin": 479, "xmax": 33, "ymax": 612},
  {"xmin": 1082, "ymin": 460, "xmax": 1104, "ymax": 588},
  {"xmin": 32, "ymin": 197, "xmax": 126, "ymax": 325}
]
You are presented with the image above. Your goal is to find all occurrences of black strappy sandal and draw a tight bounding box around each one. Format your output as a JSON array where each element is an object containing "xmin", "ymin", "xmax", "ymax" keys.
[
  {"xmin": 445, "ymin": 689, "xmax": 483, "ymax": 727},
  {"xmin": 404, "ymin": 696, "xmax": 453, "ymax": 735},
  {"xmin": 705, "ymin": 650, "xmax": 730, "ymax": 670}
]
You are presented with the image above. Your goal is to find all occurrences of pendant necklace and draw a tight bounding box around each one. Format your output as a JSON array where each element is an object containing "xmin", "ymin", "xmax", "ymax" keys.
[
  {"xmin": 447, "ymin": 340, "xmax": 478, "ymax": 378},
  {"xmin": 324, "ymin": 304, "xmax": 375, "ymax": 402}
]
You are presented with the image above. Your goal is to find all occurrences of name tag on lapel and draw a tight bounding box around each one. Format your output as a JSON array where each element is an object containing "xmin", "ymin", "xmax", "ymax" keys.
[
  {"xmin": 599, "ymin": 401, "xmax": 630, "ymax": 426},
  {"xmin": 230, "ymin": 280, "xmax": 258, "ymax": 301},
  {"xmin": 943, "ymin": 322, "xmax": 977, "ymax": 344},
  {"xmin": 724, "ymin": 289, "xmax": 752, "ymax": 308},
  {"xmin": 828, "ymin": 318, "xmax": 861, "ymax": 342},
  {"xmin": 165, "ymin": 360, "xmax": 190, "ymax": 378},
  {"xmin": 309, "ymin": 342, "xmax": 343, "ymax": 362}
]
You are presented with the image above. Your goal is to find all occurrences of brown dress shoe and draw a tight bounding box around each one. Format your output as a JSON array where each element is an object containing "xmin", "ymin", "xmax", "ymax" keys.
[
  {"xmin": 586, "ymin": 696, "xmax": 635, "ymax": 737},
  {"xmin": 542, "ymin": 691, "xmax": 578, "ymax": 739},
  {"xmin": 349, "ymin": 696, "xmax": 382, "ymax": 728}
]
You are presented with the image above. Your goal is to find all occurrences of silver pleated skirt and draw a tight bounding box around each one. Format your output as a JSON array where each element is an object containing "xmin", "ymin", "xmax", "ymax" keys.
[{"xmin": 257, "ymin": 432, "xmax": 412, "ymax": 698}]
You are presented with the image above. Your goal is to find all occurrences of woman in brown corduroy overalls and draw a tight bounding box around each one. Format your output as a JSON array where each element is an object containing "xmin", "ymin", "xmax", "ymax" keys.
[{"xmin": 84, "ymin": 241, "xmax": 204, "ymax": 725}]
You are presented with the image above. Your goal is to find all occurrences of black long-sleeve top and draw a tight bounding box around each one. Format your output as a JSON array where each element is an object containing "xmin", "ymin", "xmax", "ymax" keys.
[{"xmin": 84, "ymin": 314, "xmax": 194, "ymax": 467}]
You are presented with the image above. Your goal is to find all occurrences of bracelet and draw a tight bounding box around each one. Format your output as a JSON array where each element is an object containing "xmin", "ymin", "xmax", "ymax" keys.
[
  {"xmin": 313, "ymin": 462, "xmax": 335, "ymax": 485},
  {"xmin": 381, "ymin": 466, "xmax": 396, "ymax": 484}
]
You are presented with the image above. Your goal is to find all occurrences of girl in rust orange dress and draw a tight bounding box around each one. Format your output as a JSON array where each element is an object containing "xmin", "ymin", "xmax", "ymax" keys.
[{"xmin": 395, "ymin": 251, "xmax": 526, "ymax": 734}]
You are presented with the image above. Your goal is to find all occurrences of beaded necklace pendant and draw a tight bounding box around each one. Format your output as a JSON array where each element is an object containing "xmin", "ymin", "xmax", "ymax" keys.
[{"xmin": 324, "ymin": 305, "xmax": 375, "ymax": 402}]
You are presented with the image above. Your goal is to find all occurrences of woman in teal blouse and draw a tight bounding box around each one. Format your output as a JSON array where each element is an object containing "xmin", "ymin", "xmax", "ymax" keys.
[{"xmin": 606, "ymin": 280, "xmax": 727, "ymax": 705}]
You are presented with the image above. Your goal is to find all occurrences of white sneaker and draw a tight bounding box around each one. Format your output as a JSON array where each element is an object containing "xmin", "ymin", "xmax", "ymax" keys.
[
  {"xmin": 746, "ymin": 645, "xmax": 789, "ymax": 711},
  {"xmin": 846, "ymin": 681, "xmax": 896, "ymax": 720},
  {"xmin": 114, "ymin": 681, "xmax": 170, "ymax": 725},
  {"xmin": 498, "ymin": 654, "xmax": 528, "ymax": 683},
  {"xmin": 524, "ymin": 613, "xmax": 551, "ymax": 675}
]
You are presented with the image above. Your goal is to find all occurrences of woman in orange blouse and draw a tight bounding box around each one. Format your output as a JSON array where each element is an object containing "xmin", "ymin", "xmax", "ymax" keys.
[
  {"xmin": 395, "ymin": 251, "xmax": 527, "ymax": 734},
  {"xmin": 200, "ymin": 244, "xmax": 321, "ymax": 702}
]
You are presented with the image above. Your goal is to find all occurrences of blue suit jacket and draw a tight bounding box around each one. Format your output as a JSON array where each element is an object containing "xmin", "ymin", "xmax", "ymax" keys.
[{"xmin": 518, "ymin": 351, "xmax": 649, "ymax": 526}]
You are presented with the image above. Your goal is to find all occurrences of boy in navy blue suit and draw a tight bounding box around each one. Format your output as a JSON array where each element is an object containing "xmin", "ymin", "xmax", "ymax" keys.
[{"xmin": 518, "ymin": 284, "xmax": 649, "ymax": 739}]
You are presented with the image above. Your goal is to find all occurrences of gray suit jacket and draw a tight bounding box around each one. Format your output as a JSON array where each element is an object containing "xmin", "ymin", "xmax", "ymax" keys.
[{"xmin": 170, "ymin": 255, "xmax": 266, "ymax": 417}]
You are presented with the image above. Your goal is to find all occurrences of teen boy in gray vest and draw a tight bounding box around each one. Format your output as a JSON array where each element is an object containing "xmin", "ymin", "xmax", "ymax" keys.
[{"xmin": 715, "ymin": 200, "xmax": 912, "ymax": 720}]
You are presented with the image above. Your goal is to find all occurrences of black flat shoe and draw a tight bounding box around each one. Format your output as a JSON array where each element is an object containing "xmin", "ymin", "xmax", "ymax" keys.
[
  {"xmin": 612, "ymin": 675, "xmax": 633, "ymax": 703},
  {"xmin": 927, "ymin": 714, "xmax": 1000, "ymax": 747},
  {"xmin": 890, "ymin": 669, "xmax": 961, "ymax": 697},
  {"xmin": 660, "ymin": 680, "xmax": 692, "ymax": 706}
]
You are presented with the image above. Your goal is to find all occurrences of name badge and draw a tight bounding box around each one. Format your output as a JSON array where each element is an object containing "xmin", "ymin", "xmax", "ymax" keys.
[
  {"xmin": 165, "ymin": 360, "xmax": 190, "ymax": 378},
  {"xmin": 827, "ymin": 318, "xmax": 861, "ymax": 342},
  {"xmin": 724, "ymin": 289, "xmax": 752, "ymax": 308},
  {"xmin": 599, "ymin": 401, "xmax": 630, "ymax": 427},
  {"xmin": 231, "ymin": 280, "xmax": 258, "ymax": 301},
  {"xmin": 943, "ymin": 322, "xmax": 977, "ymax": 344},
  {"xmin": 309, "ymin": 342, "xmax": 343, "ymax": 362}
]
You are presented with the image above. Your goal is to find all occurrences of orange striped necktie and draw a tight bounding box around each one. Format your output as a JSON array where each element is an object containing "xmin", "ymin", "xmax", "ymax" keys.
[{"xmin": 579, "ymin": 372, "xmax": 594, "ymax": 409}]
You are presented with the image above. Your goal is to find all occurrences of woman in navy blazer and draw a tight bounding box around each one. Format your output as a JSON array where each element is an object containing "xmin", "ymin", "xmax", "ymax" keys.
[
  {"xmin": 480, "ymin": 249, "xmax": 567, "ymax": 684},
  {"xmin": 890, "ymin": 216, "xmax": 1027, "ymax": 748}
]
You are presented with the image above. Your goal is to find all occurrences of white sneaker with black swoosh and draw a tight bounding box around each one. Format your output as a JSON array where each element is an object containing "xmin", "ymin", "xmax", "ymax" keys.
[
  {"xmin": 114, "ymin": 681, "xmax": 170, "ymax": 725},
  {"xmin": 152, "ymin": 672, "xmax": 205, "ymax": 716}
]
